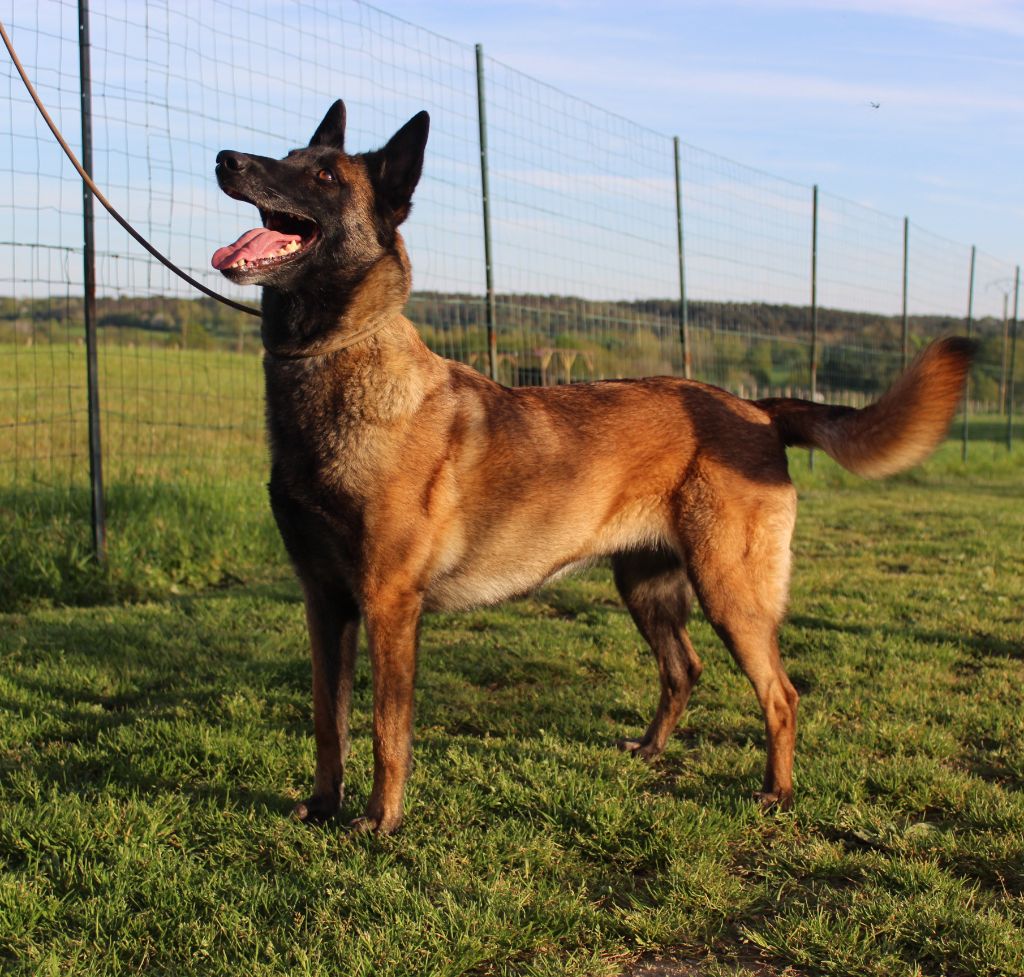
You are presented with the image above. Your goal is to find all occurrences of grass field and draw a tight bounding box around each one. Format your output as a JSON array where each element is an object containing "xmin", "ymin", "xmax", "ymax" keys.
[
  {"xmin": 0, "ymin": 342, "xmax": 265, "ymax": 487},
  {"xmin": 3, "ymin": 341, "xmax": 1024, "ymax": 974},
  {"xmin": 1, "ymin": 438, "xmax": 1023, "ymax": 975}
]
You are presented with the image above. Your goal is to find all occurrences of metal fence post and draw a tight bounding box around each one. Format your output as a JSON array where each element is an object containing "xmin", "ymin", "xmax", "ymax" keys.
[
  {"xmin": 962, "ymin": 245, "xmax": 975, "ymax": 462},
  {"xmin": 1008, "ymin": 265, "xmax": 1020, "ymax": 451},
  {"xmin": 901, "ymin": 217, "xmax": 910, "ymax": 371},
  {"xmin": 672, "ymin": 136, "xmax": 691, "ymax": 379},
  {"xmin": 809, "ymin": 184, "xmax": 819, "ymax": 469},
  {"xmin": 999, "ymin": 290, "xmax": 1009, "ymax": 414},
  {"xmin": 78, "ymin": 0, "xmax": 105, "ymax": 561},
  {"xmin": 474, "ymin": 43, "xmax": 498, "ymax": 382}
]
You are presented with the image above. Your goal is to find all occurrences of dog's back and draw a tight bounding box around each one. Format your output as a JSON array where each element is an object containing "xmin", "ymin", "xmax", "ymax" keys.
[{"xmin": 213, "ymin": 101, "xmax": 974, "ymax": 833}]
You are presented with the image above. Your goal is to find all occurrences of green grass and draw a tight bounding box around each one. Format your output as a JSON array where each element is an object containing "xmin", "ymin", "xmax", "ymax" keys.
[
  {"xmin": 4, "ymin": 341, "xmax": 1024, "ymax": 973},
  {"xmin": 1, "ymin": 443, "xmax": 1023, "ymax": 976},
  {"xmin": 1, "ymin": 341, "xmax": 274, "ymax": 608},
  {"xmin": 0, "ymin": 480, "xmax": 282, "ymax": 609},
  {"xmin": 0, "ymin": 342, "xmax": 265, "ymax": 486}
]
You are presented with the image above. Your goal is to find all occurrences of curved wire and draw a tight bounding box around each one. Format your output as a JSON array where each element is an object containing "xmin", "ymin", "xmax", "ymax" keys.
[{"xmin": 0, "ymin": 16, "xmax": 260, "ymax": 318}]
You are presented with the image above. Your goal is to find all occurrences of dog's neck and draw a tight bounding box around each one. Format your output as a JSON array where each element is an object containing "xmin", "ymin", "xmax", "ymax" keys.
[
  {"xmin": 261, "ymin": 234, "xmax": 446, "ymax": 451},
  {"xmin": 260, "ymin": 240, "xmax": 413, "ymax": 359}
]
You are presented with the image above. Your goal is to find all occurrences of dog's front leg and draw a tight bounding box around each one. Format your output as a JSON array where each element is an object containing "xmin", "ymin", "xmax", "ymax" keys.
[
  {"xmin": 293, "ymin": 582, "xmax": 360, "ymax": 824},
  {"xmin": 350, "ymin": 587, "xmax": 423, "ymax": 835}
]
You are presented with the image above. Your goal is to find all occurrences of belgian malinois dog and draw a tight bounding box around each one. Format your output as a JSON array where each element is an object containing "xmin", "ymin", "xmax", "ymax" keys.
[{"xmin": 213, "ymin": 101, "xmax": 974, "ymax": 834}]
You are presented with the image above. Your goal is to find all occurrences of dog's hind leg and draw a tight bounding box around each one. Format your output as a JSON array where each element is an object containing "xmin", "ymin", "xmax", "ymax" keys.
[
  {"xmin": 684, "ymin": 486, "xmax": 800, "ymax": 809},
  {"xmin": 293, "ymin": 581, "xmax": 360, "ymax": 824},
  {"xmin": 702, "ymin": 608, "xmax": 798, "ymax": 810},
  {"xmin": 612, "ymin": 550, "xmax": 703, "ymax": 760}
]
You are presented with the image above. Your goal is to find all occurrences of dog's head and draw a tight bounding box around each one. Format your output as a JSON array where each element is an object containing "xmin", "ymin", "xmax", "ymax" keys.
[{"xmin": 212, "ymin": 101, "xmax": 429, "ymax": 291}]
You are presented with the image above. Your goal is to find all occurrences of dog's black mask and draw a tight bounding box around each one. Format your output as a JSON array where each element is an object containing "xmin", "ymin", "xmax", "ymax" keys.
[{"xmin": 213, "ymin": 100, "xmax": 429, "ymax": 291}]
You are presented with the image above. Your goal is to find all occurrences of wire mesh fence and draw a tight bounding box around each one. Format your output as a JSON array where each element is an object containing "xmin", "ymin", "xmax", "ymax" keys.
[
  {"xmin": 815, "ymin": 192, "xmax": 906, "ymax": 402},
  {"xmin": 678, "ymin": 143, "xmax": 813, "ymax": 394},
  {"xmin": 1, "ymin": 0, "xmax": 1021, "ymax": 555},
  {"xmin": 971, "ymin": 248, "xmax": 1019, "ymax": 414},
  {"xmin": 482, "ymin": 58, "xmax": 682, "ymax": 384}
]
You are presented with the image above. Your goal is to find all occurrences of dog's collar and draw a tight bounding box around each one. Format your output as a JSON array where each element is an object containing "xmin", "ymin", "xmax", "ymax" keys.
[{"xmin": 262, "ymin": 314, "xmax": 392, "ymax": 360}]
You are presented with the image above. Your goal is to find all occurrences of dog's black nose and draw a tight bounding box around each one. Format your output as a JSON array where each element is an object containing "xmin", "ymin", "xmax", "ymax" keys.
[{"xmin": 216, "ymin": 150, "xmax": 248, "ymax": 173}]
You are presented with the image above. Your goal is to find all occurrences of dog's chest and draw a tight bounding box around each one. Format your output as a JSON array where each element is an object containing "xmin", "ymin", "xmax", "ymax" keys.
[
  {"xmin": 264, "ymin": 360, "xmax": 409, "ymax": 496},
  {"xmin": 263, "ymin": 382, "xmax": 379, "ymax": 585}
]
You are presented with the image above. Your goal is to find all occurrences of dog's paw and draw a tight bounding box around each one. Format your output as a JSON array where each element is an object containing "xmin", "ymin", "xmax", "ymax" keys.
[
  {"xmin": 616, "ymin": 737, "xmax": 662, "ymax": 760},
  {"xmin": 292, "ymin": 793, "xmax": 341, "ymax": 825},
  {"xmin": 347, "ymin": 814, "xmax": 402, "ymax": 836},
  {"xmin": 754, "ymin": 789, "xmax": 794, "ymax": 812}
]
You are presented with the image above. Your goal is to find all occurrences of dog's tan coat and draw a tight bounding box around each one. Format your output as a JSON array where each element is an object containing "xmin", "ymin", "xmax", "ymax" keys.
[{"xmin": 216, "ymin": 104, "xmax": 974, "ymax": 834}]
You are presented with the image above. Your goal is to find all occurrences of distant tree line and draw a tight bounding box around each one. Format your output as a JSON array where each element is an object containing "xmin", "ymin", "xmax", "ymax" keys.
[{"xmin": 0, "ymin": 291, "xmax": 1012, "ymax": 402}]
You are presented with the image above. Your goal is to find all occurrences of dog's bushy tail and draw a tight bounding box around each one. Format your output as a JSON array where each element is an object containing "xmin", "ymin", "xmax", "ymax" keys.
[{"xmin": 756, "ymin": 336, "xmax": 976, "ymax": 478}]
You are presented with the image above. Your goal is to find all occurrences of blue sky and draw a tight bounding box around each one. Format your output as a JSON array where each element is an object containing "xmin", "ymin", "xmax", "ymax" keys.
[
  {"xmin": 3, "ymin": 0, "xmax": 1020, "ymax": 313},
  {"xmin": 379, "ymin": 0, "xmax": 1024, "ymax": 267}
]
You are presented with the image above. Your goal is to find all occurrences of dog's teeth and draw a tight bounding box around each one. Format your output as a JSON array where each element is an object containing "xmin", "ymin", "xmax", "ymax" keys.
[{"xmin": 285, "ymin": 240, "xmax": 300, "ymax": 253}]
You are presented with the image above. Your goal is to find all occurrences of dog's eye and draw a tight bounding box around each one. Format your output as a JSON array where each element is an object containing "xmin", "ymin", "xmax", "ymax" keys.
[{"xmin": 317, "ymin": 168, "xmax": 336, "ymax": 183}]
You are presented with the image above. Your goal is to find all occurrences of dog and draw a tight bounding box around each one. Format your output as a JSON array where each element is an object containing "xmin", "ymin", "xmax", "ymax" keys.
[{"xmin": 213, "ymin": 101, "xmax": 974, "ymax": 834}]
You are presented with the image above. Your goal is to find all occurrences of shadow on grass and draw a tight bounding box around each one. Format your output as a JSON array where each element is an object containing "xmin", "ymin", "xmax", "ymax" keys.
[
  {"xmin": 19, "ymin": 571, "xmax": 1017, "ymax": 833},
  {"xmin": 788, "ymin": 614, "xmax": 1023, "ymax": 660}
]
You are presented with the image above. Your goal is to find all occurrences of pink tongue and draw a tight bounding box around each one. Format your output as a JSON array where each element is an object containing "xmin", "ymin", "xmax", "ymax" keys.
[{"xmin": 211, "ymin": 227, "xmax": 302, "ymax": 270}]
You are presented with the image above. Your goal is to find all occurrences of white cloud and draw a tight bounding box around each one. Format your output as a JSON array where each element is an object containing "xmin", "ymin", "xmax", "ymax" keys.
[{"xmin": 727, "ymin": 0, "xmax": 1024, "ymax": 37}]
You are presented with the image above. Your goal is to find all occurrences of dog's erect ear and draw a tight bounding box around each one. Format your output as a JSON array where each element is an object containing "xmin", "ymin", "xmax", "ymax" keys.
[
  {"xmin": 367, "ymin": 111, "xmax": 430, "ymax": 224},
  {"xmin": 309, "ymin": 100, "xmax": 347, "ymax": 149}
]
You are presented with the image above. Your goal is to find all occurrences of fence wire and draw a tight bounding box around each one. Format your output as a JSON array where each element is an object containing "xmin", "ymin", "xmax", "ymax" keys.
[
  {"xmin": 971, "ymin": 249, "xmax": 1018, "ymax": 414},
  {"xmin": 1, "ymin": 0, "xmax": 1021, "ymax": 525},
  {"xmin": 678, "ymin": 143, "xmax": 811, "ymax": 395},
  {"xmin": 815, "ymin": 192, "xmax": 906, "ymax": 397},
  {"xmin": 483, "ymin": 57, "xmax": 681, "ymax": 384}
]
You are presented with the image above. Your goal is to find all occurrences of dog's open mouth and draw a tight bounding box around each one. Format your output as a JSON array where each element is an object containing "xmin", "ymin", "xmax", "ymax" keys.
[{"xmin": 211, "ymin": 211, "xmax": 319, "ymax": 273}]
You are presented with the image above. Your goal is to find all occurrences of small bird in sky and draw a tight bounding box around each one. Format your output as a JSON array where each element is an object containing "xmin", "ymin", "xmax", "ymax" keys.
[{"xmin": 869, "ymin": 100, "xmax": 880, "ymax": 109}]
